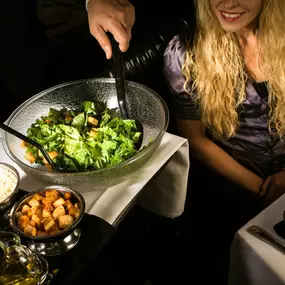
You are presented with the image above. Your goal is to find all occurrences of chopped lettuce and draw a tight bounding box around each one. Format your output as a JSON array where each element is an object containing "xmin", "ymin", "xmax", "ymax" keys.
[{"xmin": 24, "ymin": 100, "xmax": 142, "ymax": 172}]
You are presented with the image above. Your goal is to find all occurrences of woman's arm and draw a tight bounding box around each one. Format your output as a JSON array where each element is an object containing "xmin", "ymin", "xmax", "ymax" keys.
[{"xmin": 177, "ymin": 119, "xmax": 263, "ymax": 193}]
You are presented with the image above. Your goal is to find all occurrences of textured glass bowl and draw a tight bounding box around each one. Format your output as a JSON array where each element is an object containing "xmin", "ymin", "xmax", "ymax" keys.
[{"xmin": 3, "ymin": 78, "xmax": 169, "ymax": 192}]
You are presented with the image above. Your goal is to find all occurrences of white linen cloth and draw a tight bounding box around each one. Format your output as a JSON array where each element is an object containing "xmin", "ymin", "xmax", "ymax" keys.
[
  {"xmin": 0, "ymin": 130, "xmax": 189, "ymax": 225},
  {"xmin": 229, "ymin": 194, "xmax": 285, "ymax": 285}
]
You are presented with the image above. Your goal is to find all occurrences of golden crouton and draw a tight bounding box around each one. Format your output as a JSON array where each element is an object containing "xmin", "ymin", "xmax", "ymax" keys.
[
  {"xmin": 65, "ymin": 114, "xmax": 73, "ymax": 121},
  {"xmin": 87, "ymin": 116, "xmax": 99, "ymax": 126},
  {"xmin": 89, "ymin": 128, "xmax": 98, "ymax": 137},
  {"xmin": 24, "ymin": 152, "xmax": 36, "ymax": 164},
  {"xmin": 53, "ymin": 205, "xmax": 65, "ymax": 219},
  {"xmin": 49, "ymin": 223, "xmax": 60, "ymax": 233},
  {"xmin": 31, "ymin": 214, "xmax": 41, "ymax": 226},
  {"xmin": 42, "ymin": 209, "xmax": 52, "ymax": 218},
  {"xmin": 35, "ymin": 208, "xmax": 42, "ymax": 216},
  {"xmin": 24, "ymin": 224, "xmax": 37, "ymax": 237},
  {"xmin": 15, "ymin": 212, "xmax": 22, "ymax": 219},
  {"xmin": 64, "ymin": 192, "xmax": 72, "ymax": 200},
  {"xmin": 29, "ymin": 220, "xmax": 36, "ymax": 227},
  {"xmin": 43, "ymin": 218, "xmax": 56, "ymax": 232},
  {"xmin": 53, "ymin": 197, "xmax": 65, "ymax": 208},
  {"xmin": 28, "ymin": 198, "xmax": 40, "ymax": 208},
  {"xmin": 18, "ymin": 215, "xmax": 30, "ymax": 230},
  {"xmin": 21, "ymin": 140, "xmax": 29, "ymax": 149},
  {"xmin": 42, "ymin": 151, "xmax": 58, "ymax": 165},
  {"xmin": 58, "ymin": 215, "xmax": 74, "ymax": 229},
  {"xmin": 21, "ymin": 204, "xmax": 31, "ymax": 214},
  {"xmin": 33, "ymin": 193, "xmax": 43, "ymax": 201},
  {"xmin": 42, "ymin": 203, "xmax": 54, "ymax": 212},
  {"xmin": 68, "ymin": 207, "xmax": 80, "ymax": 219},
  {"xmin": 45, "ymin": 190, "xmax": 60, "ymax": 202},
  {"xmin": 64, "ymin": 200, "xmax": 73, "ymax": 210}
]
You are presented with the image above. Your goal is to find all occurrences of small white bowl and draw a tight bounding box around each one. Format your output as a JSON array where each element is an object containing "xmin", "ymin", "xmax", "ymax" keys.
[{"xmin": 0, "ymin": 162, "xmax": 20, "ymax": 211}]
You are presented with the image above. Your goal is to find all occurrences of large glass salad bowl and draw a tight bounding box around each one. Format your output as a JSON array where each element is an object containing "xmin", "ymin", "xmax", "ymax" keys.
[{"xmin": 2, "ymin": 78, "xmax": 169, "ymax": 192}]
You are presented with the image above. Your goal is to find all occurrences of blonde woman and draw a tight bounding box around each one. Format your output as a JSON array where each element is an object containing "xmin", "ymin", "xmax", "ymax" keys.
[{"xmin": 164, "ymin": 0, "xmax": 285, "ymax": 282}]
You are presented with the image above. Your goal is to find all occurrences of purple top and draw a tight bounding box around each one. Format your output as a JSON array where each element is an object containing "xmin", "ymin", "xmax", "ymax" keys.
[{"xmin": 163, "ymin": 35, "xmax": 285, "ymax": 178}]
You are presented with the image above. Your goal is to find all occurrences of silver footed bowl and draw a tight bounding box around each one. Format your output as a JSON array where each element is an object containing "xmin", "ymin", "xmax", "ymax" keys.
[
  {"xmin": 9, "ymin": 185, "xmax": 86, "ymax": 256},
  {"xmin": 2, "ymin": 78, "xmax": 169, "ymax": 192}
]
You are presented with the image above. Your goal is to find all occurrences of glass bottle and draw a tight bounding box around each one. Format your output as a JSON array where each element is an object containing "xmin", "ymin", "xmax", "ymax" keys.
[{"xmin": 0, "ymin": 231, "xmax": 51, "ymax": 285}]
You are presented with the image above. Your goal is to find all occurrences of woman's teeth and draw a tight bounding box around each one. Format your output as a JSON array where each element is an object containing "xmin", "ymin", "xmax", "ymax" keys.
[{"xmin": 222, "ymin": 12, "xmax": 242, "ymax": 19}]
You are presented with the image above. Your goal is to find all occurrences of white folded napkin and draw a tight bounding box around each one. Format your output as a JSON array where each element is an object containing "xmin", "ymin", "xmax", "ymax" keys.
[
  {"xmin": 0, "ymin": 132, "xmax": 189, "ymax": 225},
  {"xmin": 138, "ymin": 139, "xmax": 189, "ymax": 218}
]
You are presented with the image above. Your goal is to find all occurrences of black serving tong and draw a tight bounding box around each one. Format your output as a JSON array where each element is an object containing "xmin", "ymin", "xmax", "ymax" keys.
[
  {"xmin": 109, "ymin": 34, "xmax": 143, "ymax": 150},
  {"xmin": 0, "ymin": 122, "xmax": 65, "ymax": 172}
]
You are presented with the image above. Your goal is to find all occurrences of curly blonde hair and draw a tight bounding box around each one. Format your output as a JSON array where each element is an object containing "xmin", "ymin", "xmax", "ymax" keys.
[{"xmin": 182, "ymin": 0, "xmax": 285, "ymax": 139}]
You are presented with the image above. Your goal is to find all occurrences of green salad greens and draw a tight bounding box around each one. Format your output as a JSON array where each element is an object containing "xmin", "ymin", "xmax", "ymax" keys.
[{"xmin": 23, "ymin": 101, "xmax": 142, "ymax": 172}]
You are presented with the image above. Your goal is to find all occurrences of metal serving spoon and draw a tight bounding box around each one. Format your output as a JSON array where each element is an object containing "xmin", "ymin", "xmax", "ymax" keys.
[
  {"xmin": 109, "ymin": 34, "xmax": 143, "ymax": 150},
  {"xmin": 0, "ymin": 122, "xmax": 65, "ymax": 172}
]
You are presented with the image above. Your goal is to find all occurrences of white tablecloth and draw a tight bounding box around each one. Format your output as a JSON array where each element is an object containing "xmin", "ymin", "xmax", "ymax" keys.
[
  {"xmin": 0, "ymin": 131, "xmax": 189, "ymax": 226},
  {"xmin": 229, "ymin": 194, "xmax": 285, "ymax": 285}
]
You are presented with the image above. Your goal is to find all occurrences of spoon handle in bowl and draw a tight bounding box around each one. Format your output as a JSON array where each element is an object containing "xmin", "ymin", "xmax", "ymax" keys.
[{"xmin": 109, "ymin": 33, "xmax": 129, "ymax": 119}]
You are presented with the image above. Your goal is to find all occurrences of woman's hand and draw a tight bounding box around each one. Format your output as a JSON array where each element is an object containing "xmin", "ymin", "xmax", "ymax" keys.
[
  {"xmin": 87, "ymin": 0, "xmax": 135, "ymax": 59},
  {"xmin": 259, "ymin": 171, "xmax": 285, "ymax": 206}
]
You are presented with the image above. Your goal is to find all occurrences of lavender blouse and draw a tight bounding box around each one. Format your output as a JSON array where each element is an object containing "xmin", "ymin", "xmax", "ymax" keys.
[{"xmin": 163, "ymin": 34, "xmax": 285, "ymax": 178}]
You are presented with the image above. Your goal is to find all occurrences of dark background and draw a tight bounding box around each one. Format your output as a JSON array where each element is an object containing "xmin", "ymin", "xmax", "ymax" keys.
[
  {"xmin": 0, "ymin": 0, "xmax": 195, "ymax": 123},
  {"xmin": 0, "ymin": 2, "xmax": 234, "ymax": 285}
]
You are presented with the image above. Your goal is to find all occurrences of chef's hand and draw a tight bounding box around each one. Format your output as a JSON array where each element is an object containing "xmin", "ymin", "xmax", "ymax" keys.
[
  {"xmin": 87, "ymin": 0, "xmax": 135, "ymax": 59},
  {"xmin": 259, "ymin": 171, "xmax": 285, "ymax": 206}
]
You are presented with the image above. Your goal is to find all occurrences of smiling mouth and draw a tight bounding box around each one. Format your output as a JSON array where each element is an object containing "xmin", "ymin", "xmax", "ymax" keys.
[{"xmin": 220, "ymin": 11, "xmax": 245, "ymax": 22}]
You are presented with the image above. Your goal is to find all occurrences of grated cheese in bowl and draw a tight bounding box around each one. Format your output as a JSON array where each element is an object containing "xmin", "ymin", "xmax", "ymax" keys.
[{"xmin": 0, "ymin": 163, "xmax": 19, "ymax": 204}]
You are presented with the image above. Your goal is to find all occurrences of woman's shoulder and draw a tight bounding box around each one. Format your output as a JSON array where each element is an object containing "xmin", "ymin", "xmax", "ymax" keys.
[
  {"xmin": 163, "ymin": 35, "xmax": 186, "ymax": 67},
  {"xmin": 163, "ymin": 25, "xmax": 197, "ymax": 71}
]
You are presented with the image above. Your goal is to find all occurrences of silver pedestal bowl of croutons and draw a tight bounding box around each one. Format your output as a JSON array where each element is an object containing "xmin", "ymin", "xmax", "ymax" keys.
[{"xmin": 9, "ymin": 185, "xmax": 85, "ymax": 256}]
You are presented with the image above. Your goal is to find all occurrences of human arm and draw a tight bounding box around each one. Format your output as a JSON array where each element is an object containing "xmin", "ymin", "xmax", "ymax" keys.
[
  {"xmin": 86, "ymin": 0, "xmax": 135, "ymax": 59},
  {"xmin": 177, "ymin": 119, "xmax": 263, "ymax": 193}
]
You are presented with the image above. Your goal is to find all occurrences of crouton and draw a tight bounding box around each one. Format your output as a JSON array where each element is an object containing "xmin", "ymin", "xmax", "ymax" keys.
[
  {"xmin": 29, "ymin": 220, "xmax": 36, "ymax": 227},
  {"xmin": 24, "ymin": 224, "xmax": 37, "ymax": 236},
  {"xmin": 58, "ymin": 215, "xmax": 74, "ymax": 229},
  {"xmin": 21, "ymin": 140, "xmax": 29, "ymax": 148},
  {"xmin": 28, "ymin": 198, "xmax": 40, "ymax": 208},
  {"xmin": 68, "ymin": 207, "xmax": 80, "ymax": 219},
  {"xmin": 45, "ymin": 190, "xmax": 60, "ymax": 202},
  {"xmin": 52, "ymin": 205, "xmax": 65, "ymax": 219},
  {"xmin": 87, "ymin": 116, "xmax": 99, "ymax": 126},
  {"xmin": 64, "ymin": 192, "xmax": 72, "ymax": 200},
  {"xmin": 53, "ymin": 197, "xmax": 65, "ymax": 208},
  {"xmin": 21, "ymin": 204, "xmax": 31, "ymax": 214},
  {"xmin": 43, "ymin": 218, "xmax": 56, "ymax": 232},
  {"xmin": 24, "ymin": 152, "xmax": 36, "ymax": 164},
  {"xmin": 31, "ymin": 214, "xmax": 41, "ymax": 226},
  {"xmin": 18, "ymin": 215, "xmax": 30, "ymax": 230},
  {"xmin": 64, "ymin": 200, "xmax": 73, "ymax": 210}
]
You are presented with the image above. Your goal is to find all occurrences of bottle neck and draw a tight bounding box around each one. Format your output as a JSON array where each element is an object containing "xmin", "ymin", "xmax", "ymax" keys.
[{"xmin": 5, "ymin": 246, "xmax": 20, "ymax": 264}]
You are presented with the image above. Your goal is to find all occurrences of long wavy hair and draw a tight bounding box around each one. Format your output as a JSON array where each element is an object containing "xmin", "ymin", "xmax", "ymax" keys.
[{"xmin": 182, "ymin": 0, "xmax": 285, "ymax": 139}]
